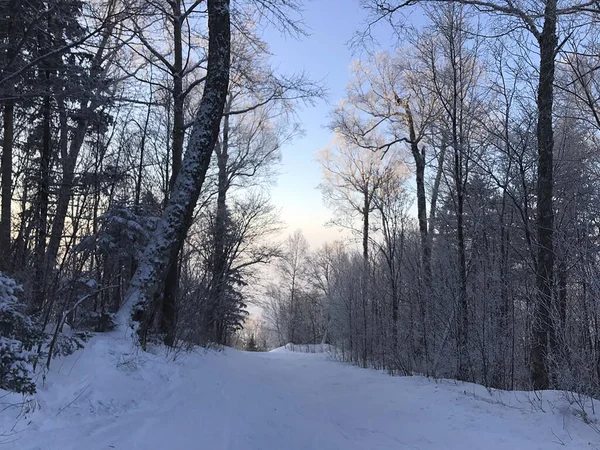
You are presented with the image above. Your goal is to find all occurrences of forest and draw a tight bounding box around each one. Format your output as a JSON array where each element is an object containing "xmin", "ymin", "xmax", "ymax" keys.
[{"xmin": 1, "ymin": 0, "xmax": 600, "ymax": 409}]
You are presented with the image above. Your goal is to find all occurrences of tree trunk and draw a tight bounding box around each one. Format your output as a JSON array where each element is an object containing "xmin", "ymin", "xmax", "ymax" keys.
[
  {"xmin": 428, "ymin": 136, "xmax": 446, "ymax": 235},
  {"xmin": 404, "ymin": 101, "xmax": 430, "ymax": 282},
  {"xmin": 135, "ymin": 92, "xmax": 153, "ymax": 209},
  {"xmin": 404, "ymin": 101, "xmax": 432, "ymax": 371},
  {"xmin": 126, "ymin": 0, "xmax": 231, "ymax": 349},
  {"xmin": 161, "ymin": 0, "xmax": 185, "ymax": 346},
  {"xmin": 45, "ymin": 117, "xmax": 87, "ymax": 274},
  {"xmin": 362, "ymin": 190, "xmax": 369, "ymax": 366},
  {"xmin": 44, "ymin": 16, "xmax": 114, "ymax": 274},
  {"xmin": 557, "ymin": 258, "xmax": 566, "ymax": 331},
  {"xmin": 34, "ymin": 88, "xmax": 52, "ymax": 308},
  {"xmin": 452, "ymin": 105, "xmax": 468, "ymax": 382},
  {"xmin": 0, "ymin": 0, "xmax": 17, "ymax": 273},
  {"xmin": 455, "ymin": 156, "xmax": 468, "ymax": 381},
  {"xmin": 0, "ymin": 101, "xmax": 14, "ymax": 271},
  {"xmin": 531, "ymin": 2, "xmax": 557, "ymax": 390},
  {"xmin": 211, "ymin": 105, "xmax": 230, "ymax": 344}
]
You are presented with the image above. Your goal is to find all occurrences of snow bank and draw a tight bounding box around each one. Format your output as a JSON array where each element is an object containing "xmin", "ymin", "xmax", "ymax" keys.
[
  {"xmin": 270, "ymin": 343, "xmax": 336, "ymax": 354},
  {"xmin": 0, "ymin": 332, "xmax": 195, "ymax": 446},
  {"xmin": 2, "ymin": 332, "xmax": 599, "ymax": 449}
]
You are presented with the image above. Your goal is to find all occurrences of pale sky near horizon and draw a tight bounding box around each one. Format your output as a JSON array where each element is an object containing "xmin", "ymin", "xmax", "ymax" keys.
[{"xmin": 258, "ymin": 0, "xmax": 397, "ymax": 249}]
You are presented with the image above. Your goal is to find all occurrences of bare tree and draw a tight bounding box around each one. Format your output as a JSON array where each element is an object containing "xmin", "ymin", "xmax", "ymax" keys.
[
  {"xmin": 206, "ymin": 29, "xmax": 320, "ymax": 344},
  {"xmin": 317, "ymin": 135, "xmax": 406, "ymax": 364},
  {"xmin": 362, "ymin": 0, "xmax": 599, "ymax": 390},
  {"xmin": 125, "ymin": 0, "xmax": 231, "ymax": 348},
  {"xmin": 331, "ymin": 49, "xmax": 438, "ymax": 281},
  {"xmin": 264, "ymin": 230, "xmax": 308, "ymax": 345}
]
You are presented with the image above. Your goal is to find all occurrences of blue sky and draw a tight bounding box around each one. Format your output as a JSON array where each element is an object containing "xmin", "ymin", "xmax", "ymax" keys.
[{"xmin": 259, "ymin": 0, "xmax": 394, "ymax": 248}]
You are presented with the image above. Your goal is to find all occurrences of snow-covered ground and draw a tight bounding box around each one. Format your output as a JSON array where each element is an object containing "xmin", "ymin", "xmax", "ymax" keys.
[{"xmin": 1, "ymin": 333, "xmax": 599, "ymax": 449}]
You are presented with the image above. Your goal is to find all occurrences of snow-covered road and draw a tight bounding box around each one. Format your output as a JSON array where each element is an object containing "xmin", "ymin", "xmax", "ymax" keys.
[{"xmin": 2, "ymin": 336, "xmax": 598, "ymax": 449}]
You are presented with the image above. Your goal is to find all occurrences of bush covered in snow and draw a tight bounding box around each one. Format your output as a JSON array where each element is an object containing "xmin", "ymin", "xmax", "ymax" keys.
[
  {"xmin": 48, "ymin": 331, "xmax": 92, "ymax": 359},
  {"xmin": 80, "ymin": 202, "xmax": 161, "ymax": 262},
  {"xmin": 0, "ymin": 273, "xmax": 42, "ymax": 394}
]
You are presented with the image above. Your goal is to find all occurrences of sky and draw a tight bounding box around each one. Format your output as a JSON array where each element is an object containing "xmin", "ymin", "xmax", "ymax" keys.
[{"xmin": 258, "ymin": 0, "xmax": 394, "ymax": 249}]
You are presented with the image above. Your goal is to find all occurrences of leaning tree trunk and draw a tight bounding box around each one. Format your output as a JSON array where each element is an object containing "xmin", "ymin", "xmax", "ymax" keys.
[
  {"xmin": 161, "ymin": 0, "xmax": 185, "ymax": 347},
  {"xmin": 125, "ymin": 0, "xmax": 231, "ymax": 349},
  {"xmin": 531, "ymin": 1, "xmax": 557, "ymax": 391}
]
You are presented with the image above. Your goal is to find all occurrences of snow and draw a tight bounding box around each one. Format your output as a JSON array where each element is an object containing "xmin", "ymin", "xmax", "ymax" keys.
[
  {"xmin": 271, "ymin": 343, "xmax": 335, "ymax": 353},
  {"xmin": 1, "ymin": 333, "xmax": 599, "ymax": 449}
]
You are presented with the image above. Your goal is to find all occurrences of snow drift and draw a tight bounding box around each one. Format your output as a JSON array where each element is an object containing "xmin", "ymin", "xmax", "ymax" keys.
[{"xmin": 1, "ymin": 332, "xmax": 599, "ymax": 449}]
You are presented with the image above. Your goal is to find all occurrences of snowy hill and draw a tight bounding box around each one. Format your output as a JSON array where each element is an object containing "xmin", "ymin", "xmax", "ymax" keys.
[{"xmin": 1, "ymin": 333, "xmax": 599, "ymax": 449}]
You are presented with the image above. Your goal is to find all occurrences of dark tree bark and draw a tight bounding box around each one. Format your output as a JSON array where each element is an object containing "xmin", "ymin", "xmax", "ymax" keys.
[
  {"xmin": 34, "ymin": 74, "xmax": 53, "ymax": 308},
  {"xmin": 402, "ymin": 100, "xmax": 431, "ymax": 282},
  {"xmin": 531, "ymin": 0, "xmax": 557, "ymax": 390},
  {"xmin": 44, "ymin": 12, "xmax": 117, "ymax": 295},
  {"xmin": 126, "ymin": 0, "xmax": 231, "ymax": 349},
  {"xmin": 0, "ymin": 0, "xmax": 18, "ymax": 271},
  {"xmin": 135, "ymin": 92, "xmax": 153, "ymax": 209},
  {"xmin": 45, "ymin": 117, "xmax": 87, "ymax": 274},
  {"xmin": 211, "ymin": 98, "xmax": 231, "ymax": 344},
  {"xmin": 454, "ymin": 140, "xmax": 468, "ymax": 381},
  {"xmin": 0, "ymin": 101, "xmax": 14, "ymax": 271},
  {"xmin": 364, "ymin": 0, "xmax": 571, "ymax": 390},
  {"xmin": 161, "ymin": 0, "xmax": 186, "ymax": 347},
  {"xmin": 361, "ymin": 188, "xmax": 370, "ymax": 366}
]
